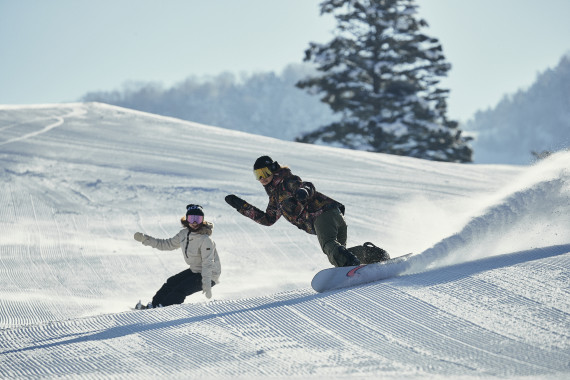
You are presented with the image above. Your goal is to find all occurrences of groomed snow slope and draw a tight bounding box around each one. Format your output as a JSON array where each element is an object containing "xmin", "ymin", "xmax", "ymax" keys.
[{"xmin": 0, "ymin": 103, "xmax": 568, "ymax": 379}]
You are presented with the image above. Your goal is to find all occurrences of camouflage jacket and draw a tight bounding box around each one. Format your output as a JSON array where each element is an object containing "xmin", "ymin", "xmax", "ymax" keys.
[{"xmin": 239, "ymin": 168, "xmax": 344, "ymax": 235}]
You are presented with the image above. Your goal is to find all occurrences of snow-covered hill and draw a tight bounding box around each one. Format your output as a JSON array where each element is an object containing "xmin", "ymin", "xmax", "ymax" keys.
[{"xmin": 0, "ymin": 103, "xmax": 568, "ymax": 379}]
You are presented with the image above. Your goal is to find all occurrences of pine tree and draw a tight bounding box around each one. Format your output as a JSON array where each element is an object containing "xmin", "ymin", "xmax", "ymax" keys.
[{"xmin": 296, "ymin": 0, "xmax": 472, "ymax": 162}]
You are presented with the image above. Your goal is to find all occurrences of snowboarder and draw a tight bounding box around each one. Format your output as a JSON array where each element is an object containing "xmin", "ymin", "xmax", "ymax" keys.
[
  {"xmin": 132, "ymin": 204, "xmax": 221, "ymax": 309},
  {"xmin": 224, "ymin": 156, "xmax": 389, "ymax": 267}
]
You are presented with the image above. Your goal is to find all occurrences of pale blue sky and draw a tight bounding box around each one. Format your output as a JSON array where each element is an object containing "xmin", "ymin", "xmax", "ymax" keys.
[{"xmin": 1, "ymin": 0, "xmax": 569, "ymax": 121}]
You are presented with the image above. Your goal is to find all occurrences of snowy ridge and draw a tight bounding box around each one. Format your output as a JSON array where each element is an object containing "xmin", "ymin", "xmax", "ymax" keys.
[{"xmin": 0, "ymin": 103, "xmax": 568, "ymax": 379}]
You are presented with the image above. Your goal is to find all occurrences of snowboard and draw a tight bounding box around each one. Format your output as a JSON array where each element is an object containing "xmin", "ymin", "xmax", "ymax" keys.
[{"xmin": 311, "ymin": 252, "xmax": 414, "ymax": 293}]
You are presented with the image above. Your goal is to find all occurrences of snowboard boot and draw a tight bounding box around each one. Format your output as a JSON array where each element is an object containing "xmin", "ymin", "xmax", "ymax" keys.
[
  {"xmin": 348, "ymin": 242, "xmax": 390, "ymax": 264},
  {"xmin": 328, "ymin": 246, "xmax": 361, "ymax": 267}
]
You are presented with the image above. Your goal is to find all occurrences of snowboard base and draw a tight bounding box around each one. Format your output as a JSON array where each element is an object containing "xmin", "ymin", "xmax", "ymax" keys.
[{"xmin": 311, "ymin": 252, "xmax": 414, "ymax": 293}]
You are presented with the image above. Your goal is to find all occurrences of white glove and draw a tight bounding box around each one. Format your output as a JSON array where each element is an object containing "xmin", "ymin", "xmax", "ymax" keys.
[
  {"xmin": 133, "ymin": 232, "xmax": 145, "ymax": 242},
  {"xmin": 203, "ymin": 288, "xmax": 212, "ymax": 299}
]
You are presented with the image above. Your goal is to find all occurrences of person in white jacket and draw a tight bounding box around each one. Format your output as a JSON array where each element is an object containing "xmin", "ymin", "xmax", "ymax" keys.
[{"xmin": 133, "ymin": 204, "xmax": 221, "ymax": 309}]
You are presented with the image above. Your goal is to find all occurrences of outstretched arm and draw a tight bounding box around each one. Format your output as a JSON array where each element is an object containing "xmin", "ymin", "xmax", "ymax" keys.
[
  {"xmin": 225, "ymin": 194, "xmax": 280, "ymax": 226},
  {"xmin": 133, "ymin": 231, "xmax": 182, "ymax": 251}
]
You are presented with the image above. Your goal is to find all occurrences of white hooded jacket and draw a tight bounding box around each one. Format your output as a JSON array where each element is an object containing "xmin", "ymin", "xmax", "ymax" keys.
[{"xmin": 136, "ymin": 222, "xmax": 221, "ymax": 292}]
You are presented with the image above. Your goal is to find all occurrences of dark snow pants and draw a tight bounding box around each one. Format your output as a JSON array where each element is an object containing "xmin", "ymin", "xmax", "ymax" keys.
[
  {"xmin": 314, "ymin": 207, "xmax": 348, "ymax": 266},
  {"xmin": 152, "ymin": 268, "xmax": 215, "ymax": 307}
]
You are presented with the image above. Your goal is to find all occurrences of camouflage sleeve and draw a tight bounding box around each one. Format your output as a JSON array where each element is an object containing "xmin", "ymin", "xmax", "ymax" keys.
[
  {"xmin": 301, "ymin": 181, "xmax": 316, "ymax": 199},
  {"xmin": 279, "ymin": 175, "xmax": 317, "ymax": 218},
  {"xmin": 239, "ymin": 198, "xmax": 281, "ymax": 226},
  {"xmin": 284, "ymin": 175, "xmax": 316, "ymax": 200}
]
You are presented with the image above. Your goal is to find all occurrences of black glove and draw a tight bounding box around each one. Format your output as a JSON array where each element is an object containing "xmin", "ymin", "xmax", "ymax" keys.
[
  {"xmin": 295, "ymin": 188, "xmax": 309, "ymax": 203},
  {"xmin": 225, "ymin": 194, "xmax": 247, "ymax": 210}
]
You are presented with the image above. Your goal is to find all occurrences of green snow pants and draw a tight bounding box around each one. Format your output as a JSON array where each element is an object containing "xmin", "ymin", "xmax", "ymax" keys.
[{"xmin": 314, "ymin": 207, "xmax": 347, "ymax": 266}]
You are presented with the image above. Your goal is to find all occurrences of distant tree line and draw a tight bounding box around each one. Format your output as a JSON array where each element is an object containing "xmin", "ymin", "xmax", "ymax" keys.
[
  {"xmin": 464, "ymin": 54, "xmax": 570, "ymax": 164},
  {"xmin": 82, "ymin": 64, "xmax": 338, "ymax": 141}
]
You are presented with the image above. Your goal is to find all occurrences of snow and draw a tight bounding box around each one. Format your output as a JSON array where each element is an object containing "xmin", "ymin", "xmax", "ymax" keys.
[{"xmin": 0, "ymin": 102, "xmax": 568, "ymax": 379}]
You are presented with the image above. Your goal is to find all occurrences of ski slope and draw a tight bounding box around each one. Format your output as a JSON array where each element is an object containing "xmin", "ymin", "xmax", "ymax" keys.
[{"xmin": 0, "ymin": 102, "xmax": 568, "ymax": 379}]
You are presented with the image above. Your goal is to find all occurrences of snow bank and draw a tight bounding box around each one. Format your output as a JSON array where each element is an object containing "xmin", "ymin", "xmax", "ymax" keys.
[
  {"xmin": 1, "ymin": 103, "xmax": 568, "ymax": 379},
  {"xmin": 408, "ymin": 151, "xmax": 570, "ymax": 272}
]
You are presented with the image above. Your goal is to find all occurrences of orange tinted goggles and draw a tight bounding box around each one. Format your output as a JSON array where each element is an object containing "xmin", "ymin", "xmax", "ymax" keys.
[{"xmin": 254, "ymin": 167, "xmax": 273, "ymax": 180}]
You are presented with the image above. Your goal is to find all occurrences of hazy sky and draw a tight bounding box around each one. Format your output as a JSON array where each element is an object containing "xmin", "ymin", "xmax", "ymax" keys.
[{"xmin": 1, "ymin": 0, "xmax": 569, "ymax": 122}]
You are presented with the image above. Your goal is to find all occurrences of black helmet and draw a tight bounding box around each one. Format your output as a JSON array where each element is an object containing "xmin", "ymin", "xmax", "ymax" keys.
[
  {"xmin": 253, "ymin": 156, "xmax": 280, "ymax": 180},
  {"xmin": 185, "ymin": 204, "xmax": 204, "ymax": 217}
]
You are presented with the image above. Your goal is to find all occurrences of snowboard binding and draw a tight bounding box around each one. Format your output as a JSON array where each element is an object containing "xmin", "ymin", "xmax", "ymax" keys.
[{"xmin": 348, "ymin": 242, "xmax": 390, "ymax": 264}]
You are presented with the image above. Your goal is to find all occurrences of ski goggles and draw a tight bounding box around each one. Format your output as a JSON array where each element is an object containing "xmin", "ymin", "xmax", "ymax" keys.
[
  {"xmin": 254, "ymin": 166, "xmax": 273, "ymax": 180},
  {"xmin": 186, "ymin": 214, "xmax": 204, "ymax": 224}
]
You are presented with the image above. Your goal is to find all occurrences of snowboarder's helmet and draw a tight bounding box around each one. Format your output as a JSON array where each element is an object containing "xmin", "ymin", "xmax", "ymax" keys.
[
  {"xmin": 185, "ymin": 204, "xmax": 204, "ymax": 224},
  {"xmin": 253, "ymin": 155, "xmax": 279, "ymax": 180},
  {"xmin": 186, "ymin": 204, "xmax": 204, "ymax": 216}
]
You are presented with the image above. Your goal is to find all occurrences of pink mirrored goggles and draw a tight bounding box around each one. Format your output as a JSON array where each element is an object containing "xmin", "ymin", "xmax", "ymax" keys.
[{"xmin": 186, "ymin": 214, "xmax": 204, "ymax": 224}]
